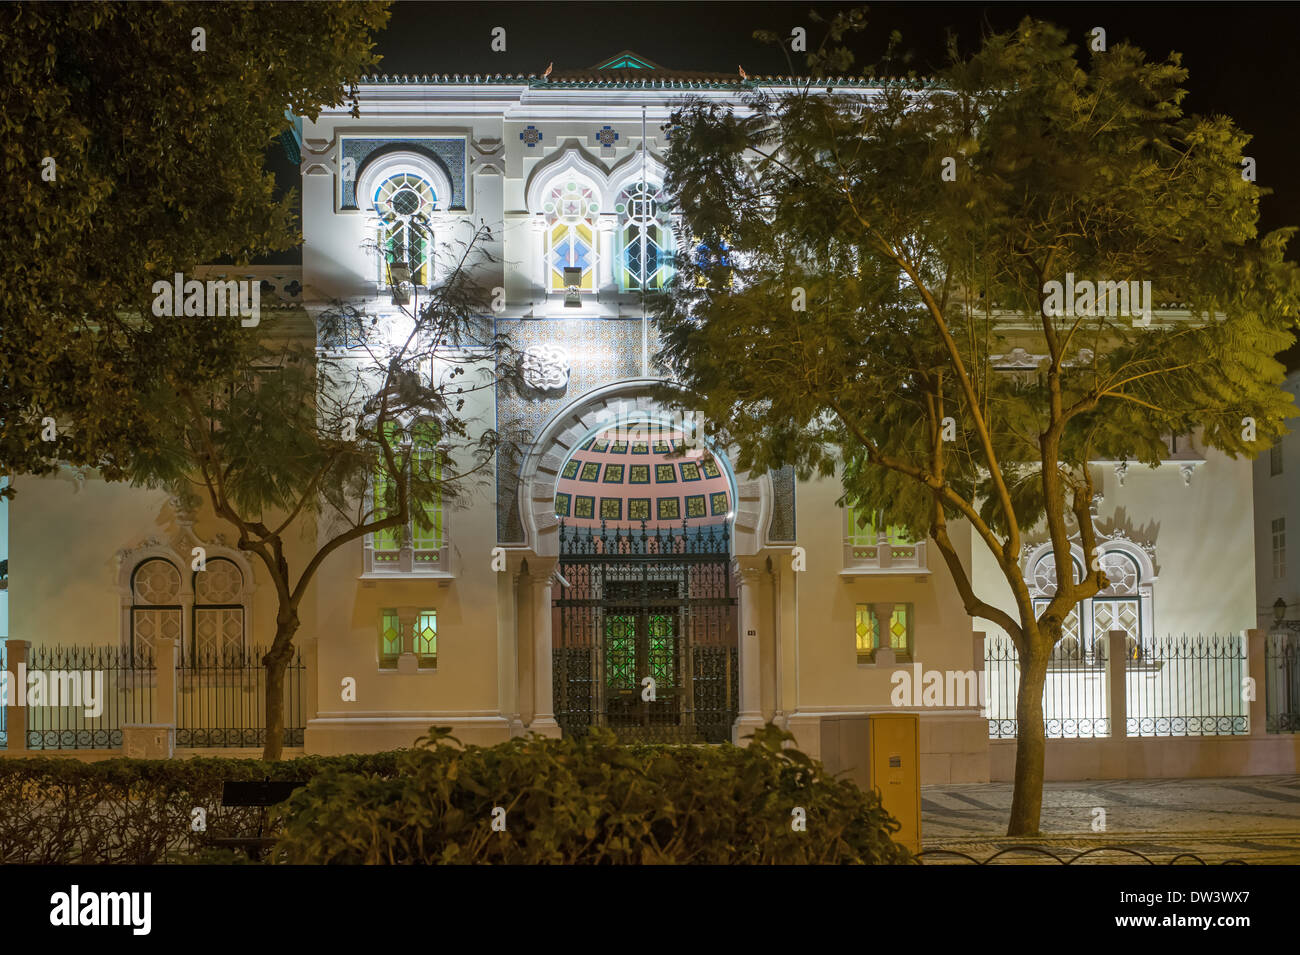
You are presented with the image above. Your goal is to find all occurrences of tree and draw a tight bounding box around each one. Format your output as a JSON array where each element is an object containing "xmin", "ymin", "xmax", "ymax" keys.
[
  {"xmin": 654, "ymin": 15, "xmax": 1300, "ymax": 835},
  {"xmin": 0, "ymin": 1, "xmax": 390, "ymax": 489},
  {"xmin": 133, "ymin": 222, "xmax": 517, "ymax": 760}
]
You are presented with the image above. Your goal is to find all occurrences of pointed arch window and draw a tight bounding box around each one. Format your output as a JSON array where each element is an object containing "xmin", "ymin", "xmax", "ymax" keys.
[
  {"xmin": 374, "ymin": 173, "xmax": 437, "ymax": 288},
  {"xmin": 130, "ymin": 559, "xmax": 181, "ymax": 657},
  {"xmin": 544, "ymin": 177, "xmax": 599, "ymax": 293},
  {"xmin": 192, "ymin": 558, "xmax": 245, "ymax": 663},
  {"xmin": 615, "ymin": 182, "xmax": 672, "ymax": 290}
]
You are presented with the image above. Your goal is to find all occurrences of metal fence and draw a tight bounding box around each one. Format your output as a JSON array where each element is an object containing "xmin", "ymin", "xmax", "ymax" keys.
[
  {"xmin": 1127, "ymin": 633, "xmax": 1247, "ymax": 736},
  {"xmin": 1266, "ymin": 629, "xmax": 1300, "ymax": 733},
  {"xmin": 985, "ymin": 632, "xmax": 1248, "ymax": 739},
  {"xmin": 24, "ymin": 645, "xmax": 155, "ymax": 750},
  {"xmin": 176, "ymin": 645, "xmax": 306, "ymax": 748},
  {"xmin": 985, "ymin": 634, "xmax": 1110, "ymax": 739}
]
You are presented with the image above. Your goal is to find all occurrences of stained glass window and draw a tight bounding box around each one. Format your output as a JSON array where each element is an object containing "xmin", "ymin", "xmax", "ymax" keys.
[
  {"xmin": 845, "ymin": 505, "xmax": 910, "ymax": 546},
  {"xmin": 544, "ymin": 177, "xmax": 599, "ymax": 292},
  {"xmin": 380, "ymin": 610, "xmax": 402, "ymax": 665},
  {"xmin": 373, "ymin": 420, "xmax": 444, "ymax": 562},
  {"xmin": 855, "ymin": 604, "xmax": 911, "ymax": 661},
  {"xmin": 616, "ymin": 182, "xmax": 672, "ymax": 290},
  {"xmin": 373, "ymin": 173, "xmax": 437, "ymax": 287},
  {"xmin": 605, "ymin": 615, "xmax": 636, "ymax": 689},
  {"xmin": 648, "ymin": 614, "xmax": 676, "ymax": 686},
  {"xmin": 414, "ymin": 610, "xmax": 437, "ymax": 667}
]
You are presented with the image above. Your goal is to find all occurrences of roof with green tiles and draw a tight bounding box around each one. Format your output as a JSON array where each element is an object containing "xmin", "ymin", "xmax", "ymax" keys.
[{"xmin": 360, "ymin": 49, "xmax": 936, "ymax": 90}]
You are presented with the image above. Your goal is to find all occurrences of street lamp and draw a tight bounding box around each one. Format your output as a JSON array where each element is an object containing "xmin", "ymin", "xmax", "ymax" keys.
[{"xmin": 1274, "ymin": 597, "xmax": 1287, "ymax": 628}]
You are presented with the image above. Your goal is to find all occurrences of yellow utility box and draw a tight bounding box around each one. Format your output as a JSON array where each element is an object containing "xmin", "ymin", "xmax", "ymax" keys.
[{"xmin": 819, "ymin": 713, "xmax": 921, "ymax": 854}]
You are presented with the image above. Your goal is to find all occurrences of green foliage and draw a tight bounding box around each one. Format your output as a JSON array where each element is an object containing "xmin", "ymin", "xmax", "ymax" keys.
[
  {"xmin": 274, "ymin": 725, "xmax": 913, "ymax": 864},
  {"xmin": 0, "ymin": 751, "xmax": 402, "ymax": 864},
  {"xmin": 655, "ymin": 14, "xmax": 1300, "ymax": 634},
  {"xmin": 0, "ymin": 1, "xmax": 390, "ymax": 486}
]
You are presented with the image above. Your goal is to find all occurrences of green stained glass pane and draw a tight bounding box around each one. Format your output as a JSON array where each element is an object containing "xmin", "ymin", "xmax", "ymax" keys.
[
  {"xmin": 889, "ymin": 607, "xmax": 909, "ymax": 650},
  {"xmin": 381, "ymin": 610, "xmax": 402, "ymax": 658},
  {"xmin": 855, "ymin": 605, "xmax": 876, "ymax": 652},
  {"xmin": 605, "ymin": 615, "xmax": 635, "ymax": 690},
  {"xmin": 648, "ymin": 615, "xmax": 675, "ymax": 686},
  {"xmin": 414, "ymin": 610, "xmax": 437, "ymax": 657}
]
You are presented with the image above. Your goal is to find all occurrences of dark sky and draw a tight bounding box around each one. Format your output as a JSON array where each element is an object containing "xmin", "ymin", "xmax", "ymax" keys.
[{"xmin": 371, "ymin": 1, "xmax": 1300, "ymax": 239}]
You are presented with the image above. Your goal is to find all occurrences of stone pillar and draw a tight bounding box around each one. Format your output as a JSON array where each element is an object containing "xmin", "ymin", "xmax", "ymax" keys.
[
  {"xmin": 497, "ymin": 556, "xmax": 524, "ymax": 737},
  {"xmin": 4, "ymin": 639, "xmax": 30, "ymax": 751},
  {"xmin": 733, "ymin": 561, "xmax": 765, "ymax": 742},
  {"xmin": 1247, "ymin": 628, "xmax": 1267, "ymax": 736},
  {"xmin": 395, "ymin": 606, "xmax": 419, "ymax": 674},
  {"xmin": 1107, "ymin": 630, "xmax": 1128, "ymax": 738},
  {"xmin": 530, "ymin": 558, "xmax": 560, "ymax": 737},
  {"xmin": 873, "ymin": 602, "xmax": 898, "ymax": 666},
  {"xmin": 972, "ymin": 631, "xmax": 986, "ymax": 715}
]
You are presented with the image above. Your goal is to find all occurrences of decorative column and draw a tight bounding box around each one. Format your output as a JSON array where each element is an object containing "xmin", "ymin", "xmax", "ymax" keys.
[
  {"xmin": 1247, "ymin": 629, "xmax": 1266, "ymax": 737},
  {"xmin": 733, "ymin": 560, "xmax": 765, "ymax": 743},
  {"xmin": 530, "ymin": 557, "xmax": 561, "ymax": 737}
]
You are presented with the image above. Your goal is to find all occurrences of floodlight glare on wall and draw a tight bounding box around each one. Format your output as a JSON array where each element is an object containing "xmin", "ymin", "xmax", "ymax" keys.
[{"xmin": 564, "ymin": 267, "xmax": 582, "ymax": 307}]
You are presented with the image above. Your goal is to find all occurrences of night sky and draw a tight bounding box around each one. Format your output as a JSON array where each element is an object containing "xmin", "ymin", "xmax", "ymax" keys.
[{"xmin": 368, "ymin": 1, "xmax": 1300, "ymax": 239}]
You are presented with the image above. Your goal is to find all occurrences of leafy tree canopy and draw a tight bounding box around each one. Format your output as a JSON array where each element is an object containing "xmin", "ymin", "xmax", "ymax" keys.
[{"xmin": 0, "ymin": 0, "xmax": 390, "ymax": 491}]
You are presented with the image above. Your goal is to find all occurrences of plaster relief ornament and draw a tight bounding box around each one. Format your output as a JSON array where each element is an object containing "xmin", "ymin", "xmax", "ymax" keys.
[{"xmin": 521, "ymin": 344, "xmax": 571, "ymax": 395}]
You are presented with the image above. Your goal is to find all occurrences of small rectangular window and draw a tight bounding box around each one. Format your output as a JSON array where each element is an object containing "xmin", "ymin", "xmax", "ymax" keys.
[
  {"xmin": 855, "ymin": 603, "xmax": 912, "ymax": 663},
  {"xmin": 1270, "ymin": 443, "xmax": 1284, "ymax": 476},
  {"xmin": 1273, "ymin": 518, "xmax": 1287, "ymax": 579},
  {"xmin": 414, "ymin": 610, "xmax": 437, "ymax": 669},
  {"xmin": 380, "ymin": 609, "xmax": 402, "ymax": 667}
]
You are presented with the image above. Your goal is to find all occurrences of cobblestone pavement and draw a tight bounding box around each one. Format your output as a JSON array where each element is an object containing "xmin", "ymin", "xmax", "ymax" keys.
[{"xmin": 920, "ymin": 775, "xmax": 1300, "ymax": 863}]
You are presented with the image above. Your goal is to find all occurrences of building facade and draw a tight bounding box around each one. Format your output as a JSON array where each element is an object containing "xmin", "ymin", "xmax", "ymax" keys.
[{"xmin": 5, "ymin": 53, "xmax": 1284, "ymax": 781}]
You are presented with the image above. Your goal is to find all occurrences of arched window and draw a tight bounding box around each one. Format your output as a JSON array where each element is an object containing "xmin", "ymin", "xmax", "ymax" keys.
[
  {"xmin": 373, "ymin": 172, "xmax": 437, "ymax": 287},
  {"xmin": 615, "ymin": 182, "xmax": 672, "ymax": 290},
  {"xmin": 543, "ymin": 176, "xmax": 599, "ymax": 293},
  {"xmin": 1030, "ymin": 552, "xmax": 1084, "ymax": 659},
  {"xmin": 130, "ymin": 559, "xmax": 181, "ymax": 657},
  {"xmin": 1092, "ymin": 551, "xmax": 1141, "ymax": 657},
  {"xmin": 1028, "ymin": 547, "xmax": 1148, "ymax": 661},
  {"xmin": 192, "ymin": 558, "xmax": 245, "ymax": 663},
  {"xmin": 369, "ymin": 420, "xmax": 446, "ymax": 574}
]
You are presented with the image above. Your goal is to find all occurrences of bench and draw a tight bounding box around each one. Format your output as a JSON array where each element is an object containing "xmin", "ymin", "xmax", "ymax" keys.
[{"xmin": 207, "ymin": 778, "xmax": 304, "ymax": 861}]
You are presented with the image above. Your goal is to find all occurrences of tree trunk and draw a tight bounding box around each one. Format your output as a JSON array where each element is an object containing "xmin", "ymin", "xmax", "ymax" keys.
[
  {"xmin": 261, "ymin": 618, "xmax": 300, "ymax": 761},
  {"xmin": 1007, "ymin": 640, "xmax": 1050, "ymax": 837}
]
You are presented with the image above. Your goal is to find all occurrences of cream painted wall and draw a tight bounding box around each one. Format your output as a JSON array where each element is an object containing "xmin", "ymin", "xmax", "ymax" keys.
[{"xmin": 972, "ymin": 449, "xmax": 1257, "ymax": 641}]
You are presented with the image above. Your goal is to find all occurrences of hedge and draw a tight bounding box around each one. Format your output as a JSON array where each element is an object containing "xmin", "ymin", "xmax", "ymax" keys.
[
  {"xmin": 273, "ymin": 724, "xmax": 913, "ymax": 864},
  {"xmin": 0, "ymin": 751, "xmax": 403, "ymax": 864}
]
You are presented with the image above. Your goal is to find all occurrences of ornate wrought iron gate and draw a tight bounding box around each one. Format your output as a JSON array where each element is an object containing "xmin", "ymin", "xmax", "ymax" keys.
[{"xmin": 553, "ymin": 521, "xmax": 738, "ymax": 743}]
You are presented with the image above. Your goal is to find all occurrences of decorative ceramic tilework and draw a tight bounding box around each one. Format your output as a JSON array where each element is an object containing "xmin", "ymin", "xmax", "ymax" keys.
[
  {"xmin": 574, "ymin": 495, "xmax": 595, "ymax": 519},
  {"xmin": 603, "ymin": 464, "xmax": 625, "ymax": 483},
  {"xmin": 655, "ymin": 464, "xmax": 676, "ymax": 483},
  {"xmin": 710, "ymin": 491, "xmax": 729, "ymax": 516},
  {"xmin": 590, "ymin": 437, "xmax": 609, "ymax": 452},
  {"xmin": 520, "ymin": 125, "xmax": 543, "ymax": 147},
  {"xmin": 596, "ymin": 125, "xmax": 620, "ymax": 147},
  {"xmin": 653, "ymin": 440, "xmax": 670, "ymax": 453},
  {"xmin": 629, "ymin": 464, "xmax": 650, "ymax": 484},
  {"xmin": 610, "ymin": 441, "xmax": 628, "ymax": 453},
  {"xmin": 579, "ymin": 462, "xmax": 601, "ymax": 482},
  {"xmin": 679, "ymin": 462, "xmax": 701, "ymax": 481},
  {"xmin": 555, "ymin": 492, "xmax": 571, "ymax": 516},
  {"xmin": 629, "ymin": 498, "xmax": 651, "ymax": 521},
  {"xmin": 767, "ymin": 464, "xmax": 796, "ymax": 541},
  {"xmin": 685, "ymin": 494, "xmax": 707, "ymax": 518},
  {"xmin": 340, "ymin": 138, "xmax": 467, "ymax": 210},
  {"xmin": 657, "ymin": 497, "xmax": 680, "ymax": 520},
  {"xmin": 496, "ymin": 318, "xmax": 656, "ymax": 541},
  {"xmin": 579, "ymin": 436, "xmax": 595, "ymax": 450},
  {"xmin": 701, "ymin": 459, "xmax": 721, "ymax": 479},
  {"xmin": 561, "ymin": 459, "xmax": 580, "ymax": 479},
  {"xmin": 600, "ymin": 498, "xmax": 622, "ymax": 521},
  {"xmin": 631, "ymin": 441, "xmax": 649, "ymax": 454}
]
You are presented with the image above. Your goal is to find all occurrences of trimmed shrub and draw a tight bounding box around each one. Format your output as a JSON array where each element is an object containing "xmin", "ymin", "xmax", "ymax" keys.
[
  {"xmin": 0, "ymin": 751, "xmax": 402, "ymax": 864},
  {"xmin": 274, "ymin": 724, "xmax": 912, "ymax": 864}
]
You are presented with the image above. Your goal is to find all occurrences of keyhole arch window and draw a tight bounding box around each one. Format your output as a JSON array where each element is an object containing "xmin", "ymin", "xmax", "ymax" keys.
[
  {"xmin": 615, "ymin": 181, "xmax": 673, "ymax": 290},
  {"xmin": 543, "ymin": 175, "xmax": 600, "ymax": 293},
  {"xmin": 373, "ymin": 172, "xmax": 437, "ymax": 288}
]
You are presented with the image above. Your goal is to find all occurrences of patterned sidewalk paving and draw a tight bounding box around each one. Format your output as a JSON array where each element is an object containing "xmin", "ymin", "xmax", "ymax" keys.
[{"xmin": 920, "ymin": 775, "xmax": 1300, "ymax": 864}]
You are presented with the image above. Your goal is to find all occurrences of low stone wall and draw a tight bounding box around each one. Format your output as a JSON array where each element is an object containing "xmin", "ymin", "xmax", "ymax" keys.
[{"xmin": 989, "ymin": 734, "xmax": 1300, "ymax": 781}]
